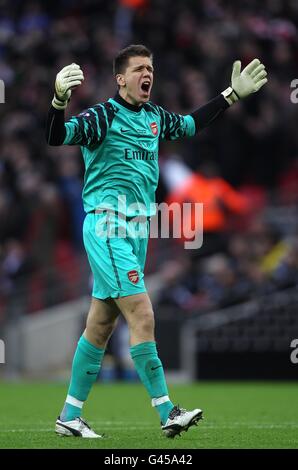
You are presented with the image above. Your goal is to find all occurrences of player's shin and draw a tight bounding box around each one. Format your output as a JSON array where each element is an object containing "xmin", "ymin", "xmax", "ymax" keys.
[
  {"xmin": 60, "ymin": 335, "xmax": 105, "ymax": 422},
  {"xmin": 130, "ymin": 341, "xmax": 174, "ymax": 424}
]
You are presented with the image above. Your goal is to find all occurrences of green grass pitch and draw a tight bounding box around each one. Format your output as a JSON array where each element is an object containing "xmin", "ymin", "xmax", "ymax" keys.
[{"xmin": 0, "ymin": 381, "xmax": 297, "ymax": 449}]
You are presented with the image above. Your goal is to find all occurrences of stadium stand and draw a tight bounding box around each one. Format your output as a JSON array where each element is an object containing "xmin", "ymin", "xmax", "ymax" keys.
[{"xmin": 0, "ymin": 0, "xmax": 297, "ymax": 380}]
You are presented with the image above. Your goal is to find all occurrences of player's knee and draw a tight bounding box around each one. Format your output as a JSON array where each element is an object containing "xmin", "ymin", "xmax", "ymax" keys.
[
  {"xmin": 118, "ymin": 295, "xmax": 155, "ymax": 338},
  {"xmin": 124, "ymin": 295, "xmax": 153, "ymax": 316},
  {"xmin": 132, "ymin": 308, "xmax": 155, "ymax": 336},
  {"xmin": 86, "ymin": 317, "xmax": 117, "ymax": 345}
]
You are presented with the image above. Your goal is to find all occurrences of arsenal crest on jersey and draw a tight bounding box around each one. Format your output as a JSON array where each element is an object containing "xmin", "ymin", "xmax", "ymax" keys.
[
  {"xmin": 150, "ymin": 122, "xmax": 158, "ymax": 136},
  {"xmin": 127, "ymin": 270, "xmax": 139, "ymax": 284}
]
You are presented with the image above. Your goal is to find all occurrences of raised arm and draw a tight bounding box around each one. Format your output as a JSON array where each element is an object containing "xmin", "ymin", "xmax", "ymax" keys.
[
  {"xmin": 191, "ymin": 58, "xmax": 268, "ymax": 133},
  {"xmin": 46, "ymin": 63, "xmax": 84, "ymax": 145}
]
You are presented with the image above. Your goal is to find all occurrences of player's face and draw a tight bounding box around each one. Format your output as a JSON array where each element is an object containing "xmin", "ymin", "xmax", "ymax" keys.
[{"xmin": 117, "ymin": 56, "xmax": 154, "ymax": 106}]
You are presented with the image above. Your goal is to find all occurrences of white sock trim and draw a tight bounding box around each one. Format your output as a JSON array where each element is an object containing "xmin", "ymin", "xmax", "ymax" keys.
[
  {"xmin": 66, "ymin": 395, "xmax": 84, "ymax": 408},
  {"xmin": 151, "ymin": 395, "xmax": 170, "ymax": 407}
]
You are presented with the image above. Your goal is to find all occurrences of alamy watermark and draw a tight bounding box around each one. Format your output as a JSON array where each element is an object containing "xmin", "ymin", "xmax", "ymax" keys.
[
  {"xmin": 0, "ymin": 79, "xmax": 4, "ymax": 103},
  {"xmin": 0, "ymin": 339, "xmax": 5, "ymax": 363},
  {"xmin": 290, "ymin": 339, "xmax": 298, "ymax": 364},
  {"xmin": 290, "ymin": 79, "xmax": 298, "ymax": 103},
  {"xmin": 94, "ymin": 196, "xmax": 204, "ymax": 249}
]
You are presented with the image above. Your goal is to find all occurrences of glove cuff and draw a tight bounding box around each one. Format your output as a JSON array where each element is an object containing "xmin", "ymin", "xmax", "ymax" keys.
[
  {"xmin": 52, "ymin": 94, "xmax": 69, "ymax": 110},
  {"xmin": 221, "ymin": 86, "xmax": 240, "ymax": 106}
]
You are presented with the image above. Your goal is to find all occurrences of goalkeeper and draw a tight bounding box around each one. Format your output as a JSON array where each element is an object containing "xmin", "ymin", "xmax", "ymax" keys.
[{"xmin": 46, "ymin": 45, "xmax": 267, "ymax": 438}]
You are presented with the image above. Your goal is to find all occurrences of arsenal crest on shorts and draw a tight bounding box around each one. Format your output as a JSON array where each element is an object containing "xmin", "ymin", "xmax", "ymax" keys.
[
  {"xmin": 128, "ymin": 270, "xmax": 139, "ymax": 284},
  {"xmin": 150, "ymin": 122, "xmax": 158, "ymax": 136}
]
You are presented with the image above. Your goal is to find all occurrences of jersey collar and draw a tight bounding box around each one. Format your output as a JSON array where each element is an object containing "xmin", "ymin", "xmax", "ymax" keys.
[{"xmin": 112, "ymin": 92, "xmax": 144, "ymax": 112}]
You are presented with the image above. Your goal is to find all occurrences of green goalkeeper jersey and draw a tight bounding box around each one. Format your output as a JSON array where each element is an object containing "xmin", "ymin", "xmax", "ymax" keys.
[{"xmin": 64, "ymin": 93, "xmax": 195, "ymax": 217}]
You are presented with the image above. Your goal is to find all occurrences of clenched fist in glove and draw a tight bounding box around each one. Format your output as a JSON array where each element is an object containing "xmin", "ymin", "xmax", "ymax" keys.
[
  {"xmin": 52, "ymin": 63, "xmax": 84, "ymax": 110},
  {"xmin": 222, "ymin": 59, "xmax": 268, "ymax": 106}
]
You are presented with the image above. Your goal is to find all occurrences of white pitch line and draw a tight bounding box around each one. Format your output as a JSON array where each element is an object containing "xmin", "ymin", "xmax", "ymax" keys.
[
  {"xmin": 0, "ymin": 421, "xmax": 153, "ymax": 426},
  {"xmin": 0, "ymin": 427, "xmax": 157, "ymax": 433},
  {"xmin": 1, "ymin": 424, "xmax": 298, "ymax": 433},
  {"xmin": 0, "ymin": 429, "xmax": 54, "ymax": 433},
  {"xmin": 1, "ymin": 420, "xmax": 298, "ymax": 426},
  {"xmin": 78, "ymin": 421, "xmax": 298, "ymax": 427}
]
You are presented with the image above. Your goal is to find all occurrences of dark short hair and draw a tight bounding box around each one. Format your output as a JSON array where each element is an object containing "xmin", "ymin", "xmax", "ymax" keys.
[{"xmin": 113, "ymin": 44, "xmax": 153, "ymax": 75}]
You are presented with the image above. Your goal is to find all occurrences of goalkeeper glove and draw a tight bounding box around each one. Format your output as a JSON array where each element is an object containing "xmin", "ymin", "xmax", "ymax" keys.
[
  {"xmin": 222, "ymin": 58, "xmax": 268, "ymax": 106},
  {"xmin": 52, "ymin": 63, "xmax": 84, "ymax": 110}
]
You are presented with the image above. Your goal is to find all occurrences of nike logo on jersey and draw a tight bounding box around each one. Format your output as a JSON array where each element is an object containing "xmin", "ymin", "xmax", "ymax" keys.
[
  {"xmin": 86, "ymin": 371, "xmax": 98, "ymax": 375},
  {"xmin": 120, "ymin": 128, "xmax": 130, "ymax": 133},
  {"xmin": 151, "ymin": 365, "xmax": 162, "ymax": 371}
]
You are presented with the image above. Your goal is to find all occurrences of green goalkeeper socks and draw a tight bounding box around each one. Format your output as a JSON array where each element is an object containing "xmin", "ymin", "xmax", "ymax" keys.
[
  {"xmin": 130, "ymin": 341, "xmax": 174, "ymax": 424},
  {"xmin": 60, "ymin": 335, "xmax": 105, "ymax": 422}
]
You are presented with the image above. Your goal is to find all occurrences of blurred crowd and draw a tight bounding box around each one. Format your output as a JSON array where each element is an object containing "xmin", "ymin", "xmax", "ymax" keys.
[
  {"xmin": 146, "ymin": 216, "xmax": 298, "ymax": 313},
  {"xmin": 0, "ymin": 0, "xmax": 298, "ymax": 323}
]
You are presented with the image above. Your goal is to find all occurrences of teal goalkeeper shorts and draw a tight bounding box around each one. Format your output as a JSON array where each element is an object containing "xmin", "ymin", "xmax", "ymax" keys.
[{"xmin": 83, "ymin": 211, "xmax": 150, "ymax": 299}]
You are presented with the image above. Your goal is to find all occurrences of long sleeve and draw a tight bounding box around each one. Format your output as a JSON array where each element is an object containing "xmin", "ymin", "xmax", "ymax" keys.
[
  {"xmin": 46, "ymin": 106, "xmax": 66, "ymax": 146},
  {"xmin": 190, "ymin": 94, "xmax": 229, "ymax": 134}
]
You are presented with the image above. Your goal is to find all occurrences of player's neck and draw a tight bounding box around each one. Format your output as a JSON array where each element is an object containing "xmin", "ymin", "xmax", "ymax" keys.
[{"xmin": 116, "ymin": 90, "xmax": 144, "ymax": 112}]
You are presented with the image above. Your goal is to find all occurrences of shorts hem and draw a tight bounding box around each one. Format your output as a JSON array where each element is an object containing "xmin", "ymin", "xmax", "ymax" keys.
[{"xmin": 92, "ymin": 287, "xmax": 147, "ymax": 300}]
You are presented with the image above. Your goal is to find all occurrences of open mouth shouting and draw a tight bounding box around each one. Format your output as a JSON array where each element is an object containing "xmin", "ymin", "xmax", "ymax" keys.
[{"xmin": 140, "ymin": 79, "xmax": 151, "ymax": 97}]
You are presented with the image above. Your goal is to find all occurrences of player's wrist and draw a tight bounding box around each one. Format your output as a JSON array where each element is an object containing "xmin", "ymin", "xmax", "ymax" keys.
[
  {"xmin": 52, "ymin": 94, "xmax": 69, "ymax": 110},
  {"xmin": 221, "ymin": 86, "xmax": 240, "ymax": 106}
]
